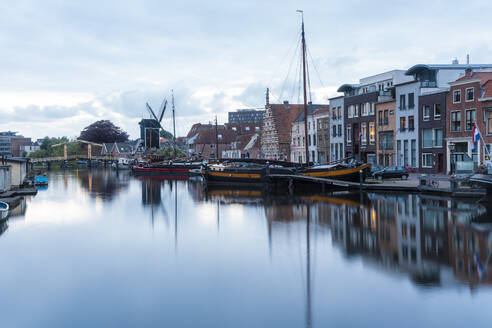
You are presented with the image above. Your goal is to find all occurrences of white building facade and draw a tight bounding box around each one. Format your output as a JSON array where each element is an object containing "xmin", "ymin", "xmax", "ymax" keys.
[{"xmin": 328, "ymin": 96, "xmax": 344, "ymax": 162}]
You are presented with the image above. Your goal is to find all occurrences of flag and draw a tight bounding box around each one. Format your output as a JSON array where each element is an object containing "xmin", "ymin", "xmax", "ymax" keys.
[
  {"xmin": 472, "ymin": 124, "xmax": 481, "ymax": 152},
  {"xmin": 474, "ymin": 252, "xmax": 484, "ymax": 281}
]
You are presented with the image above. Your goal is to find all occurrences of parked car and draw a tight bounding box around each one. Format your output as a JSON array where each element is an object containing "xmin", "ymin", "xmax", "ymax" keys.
[
  {"xmin": 372, "ymin": 166, "xmax": 409, "ymax": 180},
  {"xmin": 370, "ymin": 165, "xmax": 383, "ymax": 175}
]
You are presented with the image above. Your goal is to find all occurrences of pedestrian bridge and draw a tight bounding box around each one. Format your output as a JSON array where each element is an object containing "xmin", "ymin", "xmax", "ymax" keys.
[{"xmin": 30, "ymin": 155, "xmax": 108, "ymax": 163}]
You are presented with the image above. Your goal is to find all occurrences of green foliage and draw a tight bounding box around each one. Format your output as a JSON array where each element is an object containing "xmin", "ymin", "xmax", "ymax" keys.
[
  {"xmin": 155, "ymin": 146, "xmax": 186, "ymax": 159},
  {"xmin": 28, "ymin": 137, "xmax": 80, "ymax": 158},
  {"xmin": 79, "ymin": 120, "xmax": 129, "ymax": 143},
  {"xmin": 159, "ymin": 129, "xmax": 174, "ymax": 140}
]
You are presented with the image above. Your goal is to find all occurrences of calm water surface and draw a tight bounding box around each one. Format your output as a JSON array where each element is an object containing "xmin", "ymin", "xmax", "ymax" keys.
[{"xmin": 1, "ymin": 169, "xmax": 492, "ymax": 327}]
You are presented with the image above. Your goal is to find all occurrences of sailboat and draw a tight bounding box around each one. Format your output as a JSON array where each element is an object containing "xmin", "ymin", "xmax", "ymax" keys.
[
  {"xmin": 132, "ymin": 90, "xmax": 202, "ymax": 177},
  {"xmin": 203, "ymin": 12, "xmax": 371, "ymax": 185}
]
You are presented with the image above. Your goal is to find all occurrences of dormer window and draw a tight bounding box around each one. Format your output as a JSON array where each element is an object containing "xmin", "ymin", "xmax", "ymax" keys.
[{"xmin": 218, "ymin": 134, "xmax": 222, "ymax": 139}]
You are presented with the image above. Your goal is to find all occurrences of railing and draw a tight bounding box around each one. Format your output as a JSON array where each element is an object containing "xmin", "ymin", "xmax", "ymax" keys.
[{"xmin": 30, "ymin": 155, "xmax": 109, "ymax": 163}]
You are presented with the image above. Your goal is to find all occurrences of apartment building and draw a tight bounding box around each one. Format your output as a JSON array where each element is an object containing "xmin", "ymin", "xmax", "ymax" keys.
[
  {"xmin": 328, "ymin": 96, "xmax": 344, "ymax": 162},
  {"xmin": 446, "ymin": 70, "xmax": 492, "ymax": 173},
  {"xmin": 396, "ymin": 61, "xmax": 492, "ymax": 170},
  {"xmin": 419, "ymin": 91, "xmax": 447, "ymax": 173},
  {"xmin": 340, "ymin": 70, "xmax": 409, "ymax": 164}
]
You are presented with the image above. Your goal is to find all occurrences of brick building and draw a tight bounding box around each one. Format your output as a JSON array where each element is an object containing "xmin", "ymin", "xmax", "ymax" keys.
[
  {"xmin": 419, "ymin": 91, "xmax": 447, "ymax": 173},
  {"xmin": 375, "ymin": 100, "xmax": 396, "ymax": 166},
  {"xmin": 261, "ymin": 98, "xmax": 306, "ymax": 161},
  {"xmin": 446, "ymin": 70, "xmax": 492, "ymax": 173},
  {"xmin": 314, "ymin": 108, "xmax": 330, "ymax": 164}
]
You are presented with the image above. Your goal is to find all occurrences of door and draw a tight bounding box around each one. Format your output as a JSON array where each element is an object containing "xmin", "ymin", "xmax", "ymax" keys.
[{"xmin": 438, "ymin": 153, "xmax": 444, "ymax": 173}]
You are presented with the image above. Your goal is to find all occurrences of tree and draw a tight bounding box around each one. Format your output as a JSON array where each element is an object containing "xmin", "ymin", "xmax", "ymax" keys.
[
  {"xmin": 160, "ymin": 129, "xmax": 174, "ymax": 140},
  {"xmin": 79, "ymin": 120, "xmax": 129, "ymax": 144}
]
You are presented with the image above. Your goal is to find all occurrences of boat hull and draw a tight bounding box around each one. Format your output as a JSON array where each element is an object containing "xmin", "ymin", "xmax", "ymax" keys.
[{"xmin": 301, "ymin": 163, "xmax": 372, "ymax": 182}]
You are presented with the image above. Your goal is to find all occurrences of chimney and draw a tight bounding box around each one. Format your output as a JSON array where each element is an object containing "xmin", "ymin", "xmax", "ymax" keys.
[
  {"xmin": 467, "ymin": 54, "xmax": 470, "ymax": 65},
  {"xmin": 265, "ymin": 88, "xmax": 270, "ymax": 107},
  {"xmin": 283, "ymin": 100, "xmax": 290, "ymax": 110}
]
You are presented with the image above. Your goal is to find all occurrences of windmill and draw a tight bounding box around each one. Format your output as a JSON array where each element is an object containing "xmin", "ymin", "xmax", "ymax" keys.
[{"xmin": 139, "ymin": 97, "xmax": 167, "ymax": 151}]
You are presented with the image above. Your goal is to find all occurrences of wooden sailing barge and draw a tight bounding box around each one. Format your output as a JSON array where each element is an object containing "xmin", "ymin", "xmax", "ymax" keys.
[{"xmin": 202, "ymin": 13, "xmax": 371, "ymax": 186}]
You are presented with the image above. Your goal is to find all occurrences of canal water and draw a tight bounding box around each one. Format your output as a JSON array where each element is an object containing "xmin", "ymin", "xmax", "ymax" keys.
[{"xmin": 1, "ymin": 169, "xmax": 492, "ymax": 327}]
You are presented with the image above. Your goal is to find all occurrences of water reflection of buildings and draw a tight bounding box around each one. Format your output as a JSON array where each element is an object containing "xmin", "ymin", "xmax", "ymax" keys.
[
  {"xmin": 202, "ymin": 187, "xmax": 492, "ymax": 288},
  {"xmin": 77, "ymin": 170, "xmax": 130, "ymax": 201}
]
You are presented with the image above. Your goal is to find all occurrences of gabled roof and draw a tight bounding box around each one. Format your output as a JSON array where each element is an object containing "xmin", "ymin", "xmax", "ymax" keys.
[
  {"xmin": 293, "ymin": 104, "xmax": 328, "ymax": 122},
  {"xmin": 405, "ymin": 64, "xmax": 492, "ymax": 76},
  {"xmin": 114, "ymin": 142, "xmax": 135, "ymax": 154}
]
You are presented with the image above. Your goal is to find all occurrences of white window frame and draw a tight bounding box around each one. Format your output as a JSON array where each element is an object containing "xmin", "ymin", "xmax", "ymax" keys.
[
  {"xmin": 369, "ymin": 122, "xmax": 375, "ymax": 144},
  {"xmin": 450, "ymin": 110, "xmax": 461, "ymax": 132},
  {"xmin": 346, "ymin": 126, "xmax": 352, "ymax": 143},
  {"xmin": 465, "ymin": 87, "xmax": 474, "ymax": 102},
  {"xmin": 422, "ymin": 153, "xmax": 433, "ymax": 168},
  {"xmin": 423, "ymin": 105, "xmax": 430, "ymax": 121},
  {"xmin": 453, "ymin": 90, "xmax": 461, "ymax": 104},
  {"xmin": 465, "ymin": 108, "xmax": 476, "ymax": 131},
  {"xmin": 361, "ymin": 123, "xmax": 367, "ymax": 145},
  {"xmin": 369, "ymin": 102, "xmax": 374, "ymax": 115},
  {"xmin": 434, "ymin": 104, "xmax": 441, "ymax": 120}
]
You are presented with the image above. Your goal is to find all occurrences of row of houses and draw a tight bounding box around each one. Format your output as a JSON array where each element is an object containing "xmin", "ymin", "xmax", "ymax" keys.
[{"xmin": 259, "ymin": 60, "xmax": 492, "ymax": 174}]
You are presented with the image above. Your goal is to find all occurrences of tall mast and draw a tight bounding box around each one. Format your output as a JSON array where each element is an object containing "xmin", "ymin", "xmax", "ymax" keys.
[
  {"xmin": 172, "ymin": 89, "xmax": 177, "ymax": 159},
  {"xmin": 298, "ymin": 10, "xmax": 310, "ymax": 165},
  {"xmin": 215, "ymin": 116, "xmax": 219, "ymax": 160}
]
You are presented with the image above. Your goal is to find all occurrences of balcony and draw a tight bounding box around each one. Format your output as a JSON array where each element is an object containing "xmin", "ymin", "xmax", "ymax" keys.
[{"xmin": 420, "ymin": 81, "xmax": 437, "ymax": 88}]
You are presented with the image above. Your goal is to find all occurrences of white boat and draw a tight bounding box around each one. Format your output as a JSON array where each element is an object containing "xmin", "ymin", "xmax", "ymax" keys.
[
  {"xmin": 112, "ymin": 158, "xmax": 132, "ymax": 170},
  {"xmin": 0, "ymin": 201, "xmax": 9, "ymax": 221}
]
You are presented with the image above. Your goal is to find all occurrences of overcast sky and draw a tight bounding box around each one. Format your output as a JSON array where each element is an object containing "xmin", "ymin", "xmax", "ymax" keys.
[{"xmin": 1, "ymin": 0, "xmax": 492, "ymax": 139}]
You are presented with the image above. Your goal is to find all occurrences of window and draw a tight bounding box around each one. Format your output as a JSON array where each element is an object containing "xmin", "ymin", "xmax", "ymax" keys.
[
  {"xmin": 369, "ymin": 102, "xmax": 374, "ymax": 115},
  {"xmin": 434, "ymin": 104, "xmax": 441, "ymax": 119},
  {"xmin": 466, "ymin": 87, "xmax": 474, "ymax": 101},
  {"xmin": 361, "ymin": 103, "xmax": 366, "ymax": 116},
  {"xmin": 453, "ymin": 90, "xmax": 461, "ymax": 103},
  {"xmin": 451, "ymin": 111, "xmax": 461, "ymax": 132},
  {"xmin": 378, "ymin": 111, "xmax": 383, "ymax": 125},
  {"xmin": 400, "ymin": 117, "xmax": 406, "ymax": 131},
  {"xmin": 408, "ymin": 93, "xmax": 415, "ymax": 109},
  {"xmin": 397, "ymin": 140, "xmax": 401, "ymax": 165},
  {"xmin": 434, "ymin": 129, "xmax": 443, "ymax": 147},
  {"xmin": 348, "ymin": 105, "xmax": 354, "ymax": 118},
  {"xmin": 369, "ymin": 122, "xmax": 375, "ymax": 144},
  {"xmin": 245, "ymin": 126, "xmax": 250, "ymax": 131},
  {"xmin": 308, "ymin": 122, "xmax": 311, "ymax": 130},
  {"xmin": 255, "ymin": 126, "xmax": 260, "ymax": 131},
  {"xmin": 338, "ymin": 124, "xmax": 342, "ymax": 137},
  {"xmin": 339, "ymin": 143, "xmax": 343, "ymax": 157},
  {"xmin": 488, "ymin": 111, "xmax": 492, "ymax": 135},
  {"xmin": 404, "ymin": 140, "xmax": 409, "ymax": 166},
  {"xmin": 400, "ymin": 94, "xmax": 406, "ymax": 109},
  {"xmin": 411, "ymin": 139, "xmax": 416, "ymax": 167},
  {"xmin": 354, "ymin": 104, "xmax": 359, "ymax": 117},
  {"xmin": 384, "ymin": 110, "xmax": 388, "ymax": 125},
  {"xmin": 332, "ymin": 107, "xmax": 337, "ymax": 120},
  {"xmin": 423, "ymin": 105, "xmax": 430, "ymax": 121},
  {"xmin": 465, "ymin": 109, "xmax": 476, "ymax": 131},
  {"xmin": 422, "ymin": 129, "xmax": 433, "ymax": 148},
  {"xmin": 308, "ymin": 134, "xmax": 311, "ymax": 146},
  {"xmin": 337, "ymin": 107, "xmax": 342, "ymax": 119},
  {"xmin": 361, "ymin": 123, "xmax": 367, "ymax": 144},
  {"xmin": 313, "ymin": 134, "xmax": 316, "ymax": 146},
  {"xmin": 346, "ymin": 126, "xmax": 352, "ymax": 143},
  {"xmin": 379, "ymin": 131, "xmax": 394, "ymax": 150},
  {"xmin": 332, "ymin": 125, "xmax": 337, "ymax": 137},
  {"xmin": 422, "ymin": 153, "xmax": 433, "ymax": 168},
  {"xmin": 408, "ymin": 116, "xmax": 414, "ymax": 131}
]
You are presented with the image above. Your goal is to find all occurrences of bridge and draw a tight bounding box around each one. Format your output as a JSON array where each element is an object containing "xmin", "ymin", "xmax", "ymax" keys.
[{"xmin": 30, "ymin": 155, "xmax": 109, "ymax": 163}]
